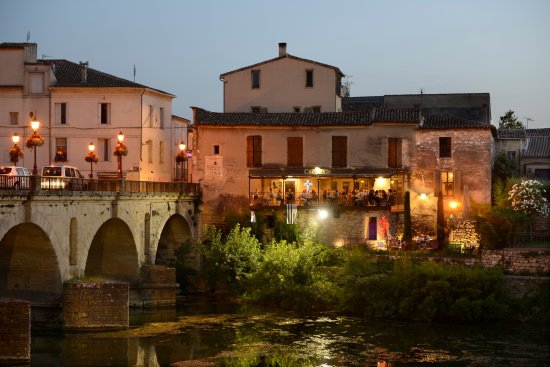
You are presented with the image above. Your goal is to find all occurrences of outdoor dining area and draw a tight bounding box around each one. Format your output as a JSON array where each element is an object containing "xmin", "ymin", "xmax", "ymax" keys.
[{"xmin": 248, "ymin": 167, "xmax": 407, "ymax": 210}]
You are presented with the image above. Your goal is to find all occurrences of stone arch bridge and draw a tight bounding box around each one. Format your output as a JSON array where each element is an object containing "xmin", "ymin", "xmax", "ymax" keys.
[{"xmin": 0, "ymin": 181, "xmax": 200, "ymax": 311}]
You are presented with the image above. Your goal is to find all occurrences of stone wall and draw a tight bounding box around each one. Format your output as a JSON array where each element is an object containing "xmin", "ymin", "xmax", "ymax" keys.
[
  {"xmin": 0, "ymin": 299, "xmax": 30, "ymax": 362},
  {"xmin": 482, "ymin": 248, "xmax": 550, "ymax": 275},
  {"xmin": 63, "ymin": 281, "xmax": 128, "ymax": 330},
  {"xmin": 131, "ymin": 264, "xmax": 179, "ymax": 308}
]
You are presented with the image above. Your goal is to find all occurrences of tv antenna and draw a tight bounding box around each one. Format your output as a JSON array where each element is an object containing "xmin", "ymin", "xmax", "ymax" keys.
[
  {"xmin": 524, "ymin": 117, "xmax": 533, "ymax": 129},
  {"xmin": 26, "ymin": 31, "xmax": 30, "ymax": 42}
]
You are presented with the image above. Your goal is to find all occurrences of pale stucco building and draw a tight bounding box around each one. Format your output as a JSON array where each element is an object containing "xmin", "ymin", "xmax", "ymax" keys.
[{"xmin": 0, "ymin": 42, "xmax": 186, "ymax": 181}]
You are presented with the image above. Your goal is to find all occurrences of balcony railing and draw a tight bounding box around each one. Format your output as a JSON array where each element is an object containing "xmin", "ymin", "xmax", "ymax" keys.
[{"xmin": 0, "ymin": 175, "xmax": 200, "ymax": 196}]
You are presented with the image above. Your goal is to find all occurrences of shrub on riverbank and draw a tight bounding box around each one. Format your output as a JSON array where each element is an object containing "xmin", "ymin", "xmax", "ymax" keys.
[
  {"xmin": 339, "ymin": 251, "xmax": 507, "ymax": 322},
  {"xmin": 244, "ymin": 239, "xmax": 340, "ymax": 311}
]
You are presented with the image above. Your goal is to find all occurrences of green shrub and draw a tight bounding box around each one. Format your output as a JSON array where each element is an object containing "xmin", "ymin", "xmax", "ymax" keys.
[
  {"xmin": 340, "ymin": 257, "xmax": 507, "ymax": 322},
  {"xmin": 244, "ymin": 239, "xmax": 338, "ymax": 311}
]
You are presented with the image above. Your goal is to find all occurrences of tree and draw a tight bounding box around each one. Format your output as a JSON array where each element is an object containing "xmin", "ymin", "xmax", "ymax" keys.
[
  {"xmin": 498, "ymin": 110, "xmax": 524, "ymax": 129},
  {"xmin": 493, "ymin": 151, "xmax": 518, "ymax": 183}
]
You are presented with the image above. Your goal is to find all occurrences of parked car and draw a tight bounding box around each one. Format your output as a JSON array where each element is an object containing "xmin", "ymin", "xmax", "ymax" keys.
[
  {"xmin": 0, "ymin": 166, "xmax": 32, "ymax": 189},
  {"xmin": 41, "ymin": 165, "xmax": 86, "ymax": 190}
]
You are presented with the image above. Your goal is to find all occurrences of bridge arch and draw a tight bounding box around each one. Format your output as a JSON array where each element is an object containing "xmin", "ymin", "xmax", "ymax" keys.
[
  {"xmin": 85, "ymin": 218, "xmax": 140, "ymax": 282},
  {"xmin": 155, "ymin": 214, "xmax": 194, "ymax": 265},
  {"xmin": 0, "ymin": 223, "xmax": 62, "ymax": 304}
]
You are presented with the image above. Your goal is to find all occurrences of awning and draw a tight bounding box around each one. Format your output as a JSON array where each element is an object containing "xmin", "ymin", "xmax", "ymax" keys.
[{"xmin": 249, "ymin": 167, "xmax": 408, "ymax": 178}]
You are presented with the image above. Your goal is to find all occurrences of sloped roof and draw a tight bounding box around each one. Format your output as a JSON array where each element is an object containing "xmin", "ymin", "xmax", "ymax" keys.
[
  {"xmin": 421, "ymin": 114, "xmax": 494, "ymax": 130},
  {"xmin": 220, "ymin": 54, "xmax": 344, "ymax": 79},
  {"xmin": 47, "ymin": 59, "xmax": 174, "ymax": 96},
  {"xmin": 524, "ymin": 136, "xmax": 550, "ymax": 158},
  {"xmin": 342, "ymin": 96, "xmax": 384, "ymax": 112},
  {"xmin": 343, "ymin": 93, "xmax": 490, "ymax": 122},
  {"xmin": 192, "ymin": 107, "xmax": 420, "ymax": 127},
  {"xmin": 497, "ymin": 129, "xmax": 525, "ymax": 139},
  {"xmin": 526, "ymin": 128, "xmax": 550, "ymax": 137}
]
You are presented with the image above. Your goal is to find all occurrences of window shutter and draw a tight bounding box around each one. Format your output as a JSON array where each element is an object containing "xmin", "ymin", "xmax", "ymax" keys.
[
  {"xmin": 287, "ymin": 137, "xmax": 303, "ymax": 167},
  {"xmin": 253, "ymin": 136, "xmax": 262, "ymax": 166},
  {"xmin": 388, "ymin": 138, "xmax": 402, "ymax": 168},
  {"xmin": 433, "ymin": 170, "xmax": 441, "ymax": 196},
  {"xmin": 332, "ymin": 136, "xmax": 347, "ymax": 167},
  {"xmin": 247, "ymin": 136, "xmax": 253, "ymax": 167}
]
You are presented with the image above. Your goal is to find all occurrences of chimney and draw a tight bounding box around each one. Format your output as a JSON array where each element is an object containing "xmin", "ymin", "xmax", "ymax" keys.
[
  {"xmin": 80, "ymin": 61, "xmax": 88, "ymax": 83},
  {"xmin": 278, "ymin": 42, "xmax": 287, "ymax": 57}
]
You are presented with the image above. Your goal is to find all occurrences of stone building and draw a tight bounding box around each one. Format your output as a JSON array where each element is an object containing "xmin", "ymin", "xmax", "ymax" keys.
[
  {"xmin": 0, "ymin": 42, "xmax": 185, "ymax": 181},
  {"xmin": 190, "ymin": 43, "xmax": 495, "ymax": 246}
]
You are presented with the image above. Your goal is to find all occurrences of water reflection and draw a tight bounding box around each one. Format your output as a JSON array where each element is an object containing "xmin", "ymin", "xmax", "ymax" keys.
[{"xmin": 30, "ymin": 298, "xmax": 550, "ymax": 366}]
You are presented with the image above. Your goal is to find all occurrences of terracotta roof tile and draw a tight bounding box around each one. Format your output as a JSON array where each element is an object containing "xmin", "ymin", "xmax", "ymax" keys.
[
  {"xmin": 192, "ymin": 107, "xmax": 421, "ymax": 127},
  {"xmin": 47, "ymin": 59, "xmax": 174, "ymax": 96},
  {"xmin": 524, "ymin": 136, "xmax": 550, "ymax": 157},
  {"xmin": 421, "ymin": 114, "xmax": 492, "ymax": 129},
  {"xmin": 497, "ymin": 129, "xmax": 525, "ymax": 139}
]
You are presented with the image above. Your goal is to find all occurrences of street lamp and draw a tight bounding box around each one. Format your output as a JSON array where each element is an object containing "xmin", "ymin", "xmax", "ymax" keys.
[
  {"xmin": 10, "ymin": 133, "xmax": 22, "ymax": 166},
  {"xmin": 85, "ymin": 141, "xmax": 98, "ymax": 178},
  {"xmin": 178, "ymin": 141, "xmax": 186, "ymax": 181},
  {"xmin": 116, "ymin": 131, "xmax": 125, "ymax": 179},
  {"xmin": 29, "ymin": 117, "xmax": 41, "ymax": 175}
]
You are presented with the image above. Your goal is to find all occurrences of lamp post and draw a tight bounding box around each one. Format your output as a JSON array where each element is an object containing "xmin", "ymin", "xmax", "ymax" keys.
[
  {"xmin": 88, "ymin": 142, "xmax": 95, "ymax": 178},
  {"xmin": 116, "ymin": 131, "xmax": 124, "ymax": 179},
  {"xmin": 178, "ymin": 141, "xmax": 186, "ymax": 181},
  {"xmin": 11, "ymin": 133, "xmax": 21, "ymax": 166},
  {"xmin": 30, "ymin": 117, "xmax": 40, "ymax": 175}
]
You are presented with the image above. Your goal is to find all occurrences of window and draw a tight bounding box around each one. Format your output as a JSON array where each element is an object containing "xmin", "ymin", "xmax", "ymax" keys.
[
  {"xmin": 388, "ymin": 138, "xmax": 402, "ymax": 168},
  {"xmin": 507, "ymin": 151, "xmax": 516, "ymax": 160},
  {"xmin": 149, "ymin": 105, "xmax": 154, "ymax": 127},
  {"xmin": 159, "ymin": 141, "xmax": 164, "ymax": 164},
  {"xmin": 10, "ymin": 112, "xmax": 18, "ymax": 125},
  {"xmin": 147, "ymin": 140, "xmax": 153, "ymax": 164},
  {"xmin": 251, "ymin": 106, "xmax": 261, "ymax": 113},
  {"xmin": 287, "ymin": 137, "xmax": 303, "ymax": 167},
  {"xmin": 29, "ymin": 73, "xmax": 44, "ymax": 94},
  {"xmin": 213, "ymin": 145, "xmax": 220, "ymax": 155},
  {"xmin": 55, "ymin": 138, "xmax": 67, "ymax": 162},
  {"xmin": 439, "ymin": 137, "xmax": 451, "ymax": 158},
  {"xmin": 293, "ymin": 107, "xmax": 300, "ymax": 113},
  {"xmin": 306, "ymin": 70, "xmax": 314, "ymax": 87},
  {"xmin": 247, "ymin": 135, "xmax": 262, "ymax": 167},
  {"xmin": 251, "ymin": 70, "xmax": 260, "ymax": 89},
  {"xmin": 99, "ymin": 138, "xmax": 110, "ymax": 161},
  {"xmin": 160, "ymin": 108, "xmax": 165, "ymax": 129},
  {"xmin": 55, "ymin": 103, "xmax": 67, "ymax": 124},
  {"xmin": 312, "ymin": 106, "xmax": 321, "ymax": 113},
  {"xmin": 332, "ymin": 136, "xmax": 347, "ymax": 167},
  {"xmin": 441, "ymin": 171, "xmax": 454, "ymax": 196},
  {"xmin": 100, "ymin": 103, "xmax": 110, "ymax": 124}
]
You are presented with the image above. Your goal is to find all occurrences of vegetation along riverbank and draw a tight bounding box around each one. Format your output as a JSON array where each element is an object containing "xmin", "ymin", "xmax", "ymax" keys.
[{"xmin": 173, "ymin": 223, "xmax": 549, "ymax": 324}]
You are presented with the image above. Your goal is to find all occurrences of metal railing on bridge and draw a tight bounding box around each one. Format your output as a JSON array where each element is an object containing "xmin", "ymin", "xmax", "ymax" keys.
[{"xmin": 0, "ymin": 175, "xmax": 200, "ymax": 196}]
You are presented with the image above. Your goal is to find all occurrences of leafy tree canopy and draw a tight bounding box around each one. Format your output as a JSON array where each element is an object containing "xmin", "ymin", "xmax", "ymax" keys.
[
  {"xmin": 498, "ymin": 110, "xmax": 525, "ymax": 129},
  {"xmin": 493, "ymin": 151, "xmax": 518, "ymax": 183}
]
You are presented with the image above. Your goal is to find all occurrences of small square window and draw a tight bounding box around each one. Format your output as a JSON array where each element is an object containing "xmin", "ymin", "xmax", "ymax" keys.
[
  {"xmin": 293, "ymin": 107, "xmax": 300, "ymax": 113},
  {"xmin": 10, "ymin": 112, "xmax": 18, "ymax": 125},
  {"xmin": 251, "ymin": 106, "xmax": 261, "ymax": 113}
]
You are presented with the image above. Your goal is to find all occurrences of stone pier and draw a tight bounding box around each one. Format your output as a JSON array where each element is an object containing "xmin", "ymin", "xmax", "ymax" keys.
[{"xmin": 0, "ymin": 299, "xmax": 31, "ymax": 363}]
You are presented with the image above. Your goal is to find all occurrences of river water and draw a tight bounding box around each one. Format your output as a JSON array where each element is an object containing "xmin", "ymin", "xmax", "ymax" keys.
[{"xmin": 30, "ymin": 297, "xmax": 550, "ymax": 366}]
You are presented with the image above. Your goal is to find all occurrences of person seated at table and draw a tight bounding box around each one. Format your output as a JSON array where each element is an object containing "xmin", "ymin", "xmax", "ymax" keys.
[
  {"xmin": 276, "ymin": 190, "xmax": 283, "ymax": 205},
  {"xmin": 310, "ymin": 189, "xmax": 318, "ymax": 203},
  {"xmin": 286, "ymin": 189, "xmax": 295, "ymax": 203},
  {"xmin": 300, "ymin": 190, "xmax": 309, "ymax": 205}
]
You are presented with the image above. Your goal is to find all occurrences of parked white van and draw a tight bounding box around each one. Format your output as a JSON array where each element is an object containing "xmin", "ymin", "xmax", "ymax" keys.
[{"xmin": 41, "ymin": 165, "xmax": 86, "ymax": 190}]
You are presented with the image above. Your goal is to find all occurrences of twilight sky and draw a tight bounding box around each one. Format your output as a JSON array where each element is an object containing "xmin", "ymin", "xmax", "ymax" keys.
[{"xmin": 1, "ymin": 0, "xmax": 549, "ymax": 128}]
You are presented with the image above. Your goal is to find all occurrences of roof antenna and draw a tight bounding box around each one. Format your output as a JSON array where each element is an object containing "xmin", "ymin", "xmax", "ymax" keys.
[
  {"xmin": 133, "ymin": 64, "xmax": 136, "ymax": 82},
  {"xmin": 524, "ymin": 117, "xmax": 533, "ymax": 129},
  {"xmin": 26, "ymin": 31, "xmax": 30, "ymax": 42}
]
